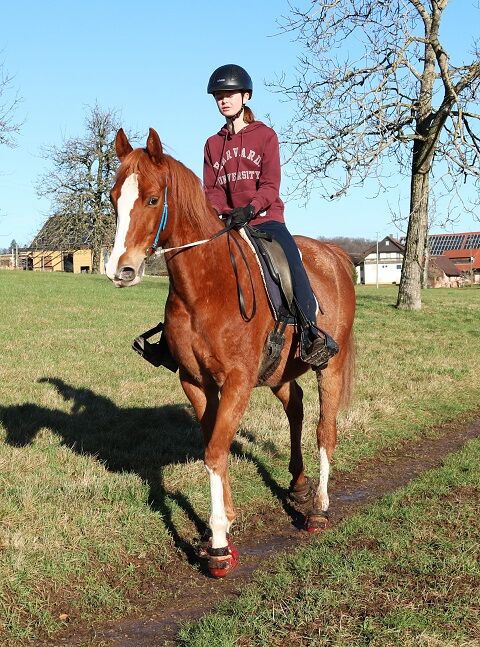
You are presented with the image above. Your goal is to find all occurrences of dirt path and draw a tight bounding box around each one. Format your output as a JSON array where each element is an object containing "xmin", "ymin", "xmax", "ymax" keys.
[{"xmin": 40, "ymin": 415, "xmax": 480, "ymax": 647}]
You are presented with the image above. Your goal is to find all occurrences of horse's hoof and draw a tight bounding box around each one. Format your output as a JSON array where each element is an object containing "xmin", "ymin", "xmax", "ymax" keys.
[
  {"xmin": 305, "ymin": 509, "xmax": 329, "ymax": 533},
  {"xmin": 198, "ymin": 531, "xmax": 234, "ymax": 559},
  {"xmin": 207, "ymin": 538, "xmax": 239, "ymax": 578}
]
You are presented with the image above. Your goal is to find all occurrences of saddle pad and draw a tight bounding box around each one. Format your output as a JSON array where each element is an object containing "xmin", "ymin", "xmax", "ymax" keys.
[{"xmin": 240, "ymin": 229, "xmax": 295, "ymax": 324}]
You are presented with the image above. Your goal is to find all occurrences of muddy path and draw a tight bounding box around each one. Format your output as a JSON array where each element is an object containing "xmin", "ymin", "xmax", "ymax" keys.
[{"xmin": 40, "ymin": 415, "xmax": 480, "ymax": 647}]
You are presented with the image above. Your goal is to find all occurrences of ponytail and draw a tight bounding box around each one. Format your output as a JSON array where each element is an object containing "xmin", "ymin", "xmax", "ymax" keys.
[{"xmin": 243, "ymin": 105, "xmax": 255, "ymax": 124}]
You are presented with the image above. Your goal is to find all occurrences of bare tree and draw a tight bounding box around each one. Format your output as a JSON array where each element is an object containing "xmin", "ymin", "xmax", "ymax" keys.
[
  {"xmin": 0, "ymin": 60, "xmax": 22, "ymax": 148},
  {"xmin": 36, "ymin": 104, "xmax": 125, "ymax": 272},
  {"xmin": 317, "ymin": 235, "xmax": 375, "ymax": 256},
  {"xmin": 274, "ymin": 0, "xmax": 480, "ymax": 310}
]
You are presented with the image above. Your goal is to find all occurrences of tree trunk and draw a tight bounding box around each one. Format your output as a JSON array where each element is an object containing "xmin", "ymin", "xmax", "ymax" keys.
[
  {"xmin": 396, "ymin": 165, "xmax": 430, "ymax": 310},
  {"xmin": 396, "ymin": 35, "xmax": 438, "ymax": 311},
  {"xmin": 92, "ymin": 245, "xmax": 101, "ymax": 274}
]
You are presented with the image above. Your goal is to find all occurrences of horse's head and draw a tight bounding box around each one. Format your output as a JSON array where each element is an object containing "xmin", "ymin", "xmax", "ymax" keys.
[{"xmin": 106, "ymin": 128, "xmax": 170, "ymax": 287}]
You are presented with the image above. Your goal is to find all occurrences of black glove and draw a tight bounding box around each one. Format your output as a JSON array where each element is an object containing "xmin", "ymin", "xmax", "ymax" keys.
[{"xmin": 226, "ymin": 204, "xmax": 256, "ymax": 229}]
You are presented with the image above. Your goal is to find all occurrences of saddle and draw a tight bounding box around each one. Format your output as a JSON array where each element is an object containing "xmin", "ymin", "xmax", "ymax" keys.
[
  {"xmin": 242, "ymin": 226, "xmax": 337, "ymax": 379},
  {"xmin": 240, "ymin": 226, "xmax": 298, "ymax": 383},
  {"xmin": 241, "ymin": 226, "xmax": 295, "ymax": 322}
]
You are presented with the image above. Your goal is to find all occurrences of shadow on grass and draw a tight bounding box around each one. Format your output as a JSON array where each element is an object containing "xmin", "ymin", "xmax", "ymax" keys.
[{"xmin": 0, "ymin": 377, "xmax": 299, "ymax": 563}]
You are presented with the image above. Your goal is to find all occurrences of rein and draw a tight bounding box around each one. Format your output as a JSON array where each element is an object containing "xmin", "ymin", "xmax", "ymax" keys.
[{"xmin": 146, "ymin": 188, "xmax": 257, "ymax": 322}]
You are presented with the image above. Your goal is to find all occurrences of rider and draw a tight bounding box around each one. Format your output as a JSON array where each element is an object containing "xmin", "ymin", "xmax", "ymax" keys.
[{"xmin": 204, "ymin": 64, "xmax": 338, "ymax": 367}]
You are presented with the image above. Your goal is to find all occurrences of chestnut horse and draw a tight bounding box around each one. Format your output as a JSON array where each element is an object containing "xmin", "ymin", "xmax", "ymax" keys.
[{"xmin": 106, "ymin": 128, "xmax": 356, "ymax": 578}]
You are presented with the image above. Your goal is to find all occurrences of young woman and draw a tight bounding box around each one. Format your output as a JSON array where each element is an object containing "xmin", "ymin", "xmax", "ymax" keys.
[{"xmin": 204, "ymin": 64, "xmax": 338, "ymax": 367}]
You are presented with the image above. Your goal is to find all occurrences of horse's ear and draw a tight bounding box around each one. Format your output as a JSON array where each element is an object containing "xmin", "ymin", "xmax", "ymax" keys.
[
  {"xmin": 115, "ymin": 128, "xmax": 133, "ymax": 161},
  {"xmin": 146, "ymin": 128, "xmax": 163, "ymax": 164}
]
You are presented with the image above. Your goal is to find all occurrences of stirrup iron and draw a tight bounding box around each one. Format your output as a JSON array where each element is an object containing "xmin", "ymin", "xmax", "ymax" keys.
[{"xmin": 132, "ymin": 322, "xmax": 179, "ymax": 372}]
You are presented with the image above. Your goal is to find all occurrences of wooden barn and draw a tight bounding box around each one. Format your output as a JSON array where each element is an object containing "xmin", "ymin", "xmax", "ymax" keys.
[{"xmin": 25, "ymin": 216, "xmax": 107, "ymax": 274}]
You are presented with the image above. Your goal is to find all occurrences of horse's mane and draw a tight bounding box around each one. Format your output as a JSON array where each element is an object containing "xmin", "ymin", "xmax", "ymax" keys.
[{"xmin": 118, "ymin": 148, "xmax": 213, "ymax": 229}]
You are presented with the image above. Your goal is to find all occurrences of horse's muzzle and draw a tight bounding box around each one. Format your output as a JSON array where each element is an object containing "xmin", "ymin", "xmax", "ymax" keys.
[
  {"xmin": 116, "ymin": 266, "xmax": 136, "ymax": 283},
  {"xmin": 109, "ymin": 260, "xmax": 145, "ymax": 287}
]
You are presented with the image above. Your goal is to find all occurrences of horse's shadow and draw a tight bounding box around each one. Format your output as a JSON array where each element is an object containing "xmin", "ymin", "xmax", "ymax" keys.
[{"xmin": 0, "ymin": 377, "xmax": 299, "ymax": 565}]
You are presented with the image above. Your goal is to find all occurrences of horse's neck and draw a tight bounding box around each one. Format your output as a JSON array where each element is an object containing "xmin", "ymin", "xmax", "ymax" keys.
[{"xmin": 164, "ymin": 207, "xmax": 224, "ymax": 296}]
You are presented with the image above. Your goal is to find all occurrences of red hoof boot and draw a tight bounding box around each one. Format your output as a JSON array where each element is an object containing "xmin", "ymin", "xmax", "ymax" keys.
[
  {"xmin": 305, "ymin": 509, "xmax": 329, "ymax": 533},
  {"xmin": 207, "ymin": 538, "xmax": 239, "ymax": 578}
]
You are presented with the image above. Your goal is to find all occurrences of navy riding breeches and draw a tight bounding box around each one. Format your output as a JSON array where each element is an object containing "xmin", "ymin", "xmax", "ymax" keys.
[{"xmin": 253, "ymin": 221, "xmax": 317, "ymax": 322}]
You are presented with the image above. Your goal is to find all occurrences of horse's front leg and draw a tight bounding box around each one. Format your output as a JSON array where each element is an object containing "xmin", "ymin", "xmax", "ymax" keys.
[
  {"xmin": 180, "ymin": 373, "xmax": 235, "ymax": 534},
  {"xmin": 180, "ymin": 372, "xmax": 219, "ymax": 438},
  {"xmin": 203, "ymin": 370, "xmax": 253, "ymax": 577}
]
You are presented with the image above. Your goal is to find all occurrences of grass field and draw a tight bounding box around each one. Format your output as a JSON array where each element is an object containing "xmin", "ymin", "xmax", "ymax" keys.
[
  {"xmin": 0, "ymin": 271, "xmax": 479, "ymax": 644},
  {"xmin": 180, "ymin": 437, "xmax": 480, "ymax": 647}
]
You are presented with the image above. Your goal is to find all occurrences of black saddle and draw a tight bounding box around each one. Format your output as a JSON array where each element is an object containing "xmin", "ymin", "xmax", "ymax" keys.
[{"xmin": 243, "ymin": 226, "xmax": 295, "ymax": 323}]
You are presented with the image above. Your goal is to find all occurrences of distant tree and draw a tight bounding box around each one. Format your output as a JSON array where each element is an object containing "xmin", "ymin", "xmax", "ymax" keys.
[
  {"xmin": 0, "ymin": 60, "xmax": 22, "ymax": 148},
  {"xmin": 9, "ymin": 238, "xmax": 17, "ymax": 252},
  {"xmin": 317, "ymin": 236, "xmax": 375, "ymax": 256},
  {"xmin": 274, "ymin": 1, "xmax": 480, "ymax": 310},
  {"xmin": 36, "ymin": 104, "xmax": 130, "ymax": 272}
]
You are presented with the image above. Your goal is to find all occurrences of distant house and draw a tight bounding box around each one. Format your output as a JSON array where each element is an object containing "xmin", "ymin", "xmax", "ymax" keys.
[
  {"xmin": 428, "ymin": 231, "xmax": 480, "ymax": 284},
  {"xmin": 356, "ymin": 236, "xmax": 405, "ymax": 285},
  {"xmin": 0, "ymin": 248, "xmax": 32, "ymax": 270},
  {"xmin": 428, "ymin": 256, "xmax": 463, "ymax": 288},
  {"xmin": 25, "ymin": 215, "xmax": 108, "ymax": 274}
]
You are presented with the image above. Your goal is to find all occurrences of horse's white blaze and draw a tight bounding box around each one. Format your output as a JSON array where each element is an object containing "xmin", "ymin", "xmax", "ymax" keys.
[
  {"xmin": 105, "ymin": 173, "xmax": 139, "ymax": 280},
  {"xmin": 318, "ymin": 447, "xmax": 330, "ymax": 511},
  {"xmin": 206, "ymin": 467, "xmax": 228, "ymax": 549}
]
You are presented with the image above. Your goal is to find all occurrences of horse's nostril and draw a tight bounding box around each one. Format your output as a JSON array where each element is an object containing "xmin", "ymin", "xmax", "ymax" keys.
[{"xmin": 118, "ymin": 266, "xmax": 136, "ymax": 282}]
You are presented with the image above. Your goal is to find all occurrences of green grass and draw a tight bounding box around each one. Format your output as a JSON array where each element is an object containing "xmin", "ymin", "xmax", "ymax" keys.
[
  {"xmin": 0, "ymin": 271, "xmax": 479, "ymax": 643},
  {"xmin": 179, "ymin": 437, "xmax": 480, "ymax": 646}
]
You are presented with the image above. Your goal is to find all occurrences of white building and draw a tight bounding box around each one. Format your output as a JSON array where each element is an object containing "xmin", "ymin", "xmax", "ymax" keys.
[{"xmin": 357, "ymin": 236, "xmax": 405, "ymax": 285}]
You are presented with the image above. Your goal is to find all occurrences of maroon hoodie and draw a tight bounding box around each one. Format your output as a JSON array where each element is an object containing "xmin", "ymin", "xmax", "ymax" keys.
[{"xmin": 203, "ymin": 121, "xmax": 285, "ymax": 226}]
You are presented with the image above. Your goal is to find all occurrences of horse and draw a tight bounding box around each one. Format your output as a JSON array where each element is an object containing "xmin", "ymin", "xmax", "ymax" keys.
[{"xmin": 105, "ymin": 128, "xmax": 356, "ymax": 578}]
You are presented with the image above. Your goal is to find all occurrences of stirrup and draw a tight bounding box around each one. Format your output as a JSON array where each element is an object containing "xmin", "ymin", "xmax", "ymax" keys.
[
  {"xmin": 300, "ymin": 329, "xmax": 339, "ymax": 368},
  {"xmin": 132, "ymin": 322, "xmax": 179, "ymax": 372}
]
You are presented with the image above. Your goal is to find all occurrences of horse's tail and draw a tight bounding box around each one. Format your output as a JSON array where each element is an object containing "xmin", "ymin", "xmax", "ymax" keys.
[{"xmin": 339, "ymin": 327, "xmax": 356, "ymax": 411}]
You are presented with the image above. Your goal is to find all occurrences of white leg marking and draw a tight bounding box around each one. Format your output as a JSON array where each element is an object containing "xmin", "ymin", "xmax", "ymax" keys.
[
  {"xmin": 317, "ymin": 447, "xmax": 330, "ymax": 511},
  {"xmin": 206, "ymin": 467, "xmax": 228, "ymax": 549},
  {"xmin": 105, "ymin": 173, "xmax": 139, "ymax": 280}
]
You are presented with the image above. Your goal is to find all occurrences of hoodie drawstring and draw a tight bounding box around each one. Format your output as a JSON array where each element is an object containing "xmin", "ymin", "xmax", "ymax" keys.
[{"xmin": 233, "ymin": 129, "xmax": 243, "ymax": 193}]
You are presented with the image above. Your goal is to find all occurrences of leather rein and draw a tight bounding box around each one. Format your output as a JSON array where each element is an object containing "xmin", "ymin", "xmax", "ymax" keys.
[{"xmin": 144, "ymin": 185, "xmax": 257, "ymax": 322}]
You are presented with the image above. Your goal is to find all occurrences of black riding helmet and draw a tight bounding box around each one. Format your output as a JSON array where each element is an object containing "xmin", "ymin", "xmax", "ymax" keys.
[{"xmin": 207, "ymin": 64, "xmax": 253, "ymax": 98}]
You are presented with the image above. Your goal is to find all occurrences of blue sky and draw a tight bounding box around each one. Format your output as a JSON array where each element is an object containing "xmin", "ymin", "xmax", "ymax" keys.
[{"xmin": 0, "ymin": 0, "xmax": 478, "ymax": 247}]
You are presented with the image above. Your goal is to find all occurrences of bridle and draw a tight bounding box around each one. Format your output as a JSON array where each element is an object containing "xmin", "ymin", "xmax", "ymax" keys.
[
  {"xmin": 142, "ymin": 182, "xmax": 257, "ymax": 322},
  {"xmin": 145, "ymin": 184, "xmax": 169, "ymax": 256}
]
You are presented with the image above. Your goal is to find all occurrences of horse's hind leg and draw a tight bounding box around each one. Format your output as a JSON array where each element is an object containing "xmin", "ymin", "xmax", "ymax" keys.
[
  {"xmin": 306, "ymin": 367, "xmax": 343, "ymax": 532},
  {"xmin": 272, "ymin": 381, "xmax": 312, "ymax": 501}
]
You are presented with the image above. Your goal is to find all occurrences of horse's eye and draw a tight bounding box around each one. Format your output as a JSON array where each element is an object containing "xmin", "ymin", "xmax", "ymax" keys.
[{"xmin": 148, "ymin": 196, "xmax": 159, "ymax": 206}]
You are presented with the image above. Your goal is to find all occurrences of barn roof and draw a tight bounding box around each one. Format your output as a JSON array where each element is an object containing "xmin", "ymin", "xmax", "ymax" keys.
[
  {"xmin": 361, "ymin": 235, "xmax": 405, "ymax": 259},
  {"xmin": 429, "ymin": 255, "xmax": 461, "ymax": 276},
  {"xmin": 30, "ymin": 215, "xmax": 92, "ymax": 250}
]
